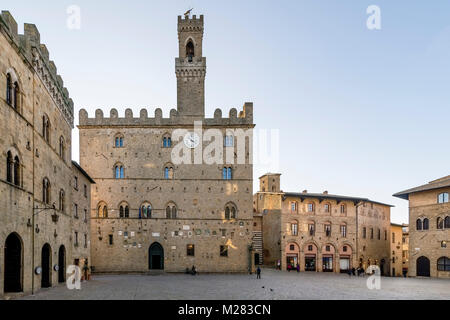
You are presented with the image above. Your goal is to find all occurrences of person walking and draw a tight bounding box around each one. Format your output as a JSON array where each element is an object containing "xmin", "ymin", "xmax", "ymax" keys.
[
  {"xmin": 296, "ymin": 263, "xmax": 300, "ymax": 273},
  {"xmin": 277, "ymin": 260, "xmax": 281, "ymax": 270},
  {"xmin": 257, "ymin": 266, "xmax": 261, "ymax": 279}
]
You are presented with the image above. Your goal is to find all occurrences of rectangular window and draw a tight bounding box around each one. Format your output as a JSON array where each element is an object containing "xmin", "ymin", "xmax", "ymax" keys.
[
  {"xmin": 308, "ymin": 224, "xmax": 315, "ymax": 236},
  {"xmin": 340, "ymin": 225, "xmax": 347, "ymax": 237},
  {"xmin": 74, "ymin": 203, "xmax": 78, "ymax": 218},
  {"xmin": 392, "ymin": 233, "xmax": 395, "ymax": 243},
  {"xmin": 75, "ymin": 232, "xmax": 79, "ymax": 246},
  {"xmin": 84, "ymin": 185, "xmax": 87, "ymax": 198},
  {"xmin": 109, "ymin": 234, "xmax": 113, "ymax": 245},
  {"xmin": 325, "ymin": 224, "xmax": 331, "ymax": 237},
  {"xmin": 84, "ymin": 234, "xmax": 87, "ymax": 248},
  {"xmin": 224, "ymin": 135, "xmax": 234, "ymax": 147},
  {"xmin": 220, "ymin": 245, "xmax": 228, "ymax": 257},
  {"xmin": 74, "ymin": 176, "xmax": 78, "ymax": 190},
  {"xmin": 370, "ymin": 228, "xmax": 374, "ymax": 239},
  {"xmin": 308, "ymin": 203, "xmax": 314, "ymax": 212},
  {"xmin": 84, "ymin": 209, "xmax": 87, "ymax": 223},
  {"xmin": 291, "ymin": 223, "xmax": 298, "ymax": 236},
  {"xmin": 363, "ymin": 227, "xmax": 367, "ymax": 239},
  {"xmin": 187, "ymin": 244, "xmax": 195, "ymax": 256},
  {"xmin": 291, "ymin": 202, "xmax": 297, "ymax": 213}
]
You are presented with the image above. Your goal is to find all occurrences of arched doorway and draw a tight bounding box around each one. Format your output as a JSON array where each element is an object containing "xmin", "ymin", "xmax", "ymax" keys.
[
  {"xmin": 41, "ymin": 243, "xmax": 52, "ymax": 288},
  {"xmin": 58, "ymin": 245, "xmax": 66, "ymax": 283},
  {"xmin": 149, "ymin": 243, "xmax": 164, "ymax": 270},
  {"xmin": 304, "ymin": 243, "xmax": 318, "ymax": 272},
  {"xmin": 322, "ymin": 244, "xmax": 335, "ymax": 272},
  {"xmin": 285, "ymin": 243, "xmax": 299, "ymax": 271},
  {"xmin": 4, "ymin": 233, "xmax": 23, "ymax": 292},
  {"xmin": 339, "ymin": 245, "xmax": 352, "ymax": 273},
  {"xmin": 417, "ymin": 256, "xmax": 430, "ymax": 277}
]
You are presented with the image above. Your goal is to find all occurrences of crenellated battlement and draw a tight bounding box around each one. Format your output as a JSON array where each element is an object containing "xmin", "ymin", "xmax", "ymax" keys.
[
  {"xmin": 78, "ymin": 103, "xmax": 254, "ymax": 127},
  {"xmin": 177, "ymin": 14, "xmax": 204, "ymax": 32},
  {"xmin": 0, "ymin": 11, "xmax": 74, "ymax": 127}
]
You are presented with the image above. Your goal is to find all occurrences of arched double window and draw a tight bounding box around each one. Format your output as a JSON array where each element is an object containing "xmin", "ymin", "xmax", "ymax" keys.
[
  {"xmin": 97, "ymin": 202, "xmax": 108, "ymax": 218},
  {"xmin": 114, "ymin": 134, "xmax": 124, "ymax": 148},
  {"xmin": 42, "ymin": 114, "xmax": 51, "ymax": 143},
  {"xmin": 141, "ymin": 203, "xmax": 152, "ymax": 219},
  {"xmin": 224, "ymin": 203, "xmax": 237, "ymax": 220},
  {"xmin": 6, "ymin": 151, "xmax": 20, "ymax": 186},
  {"xmin": 164, "ymin": 164, "xmax": 174, "ymax": 180},
  {"xmin": 119, "ymin": 203, "xmax": 129, "ymax": 218},
  {"xmin": 223, "ymin": 167, "xmax": 232, "ymax": 180},
  {"xmin": 417, "ymin": 218, "xmax": 429, "ymax": 230},
  {"xmin": 6, "ymin": 71, "xmax": 20, "ymax": 110},
  {"xmin": 438, "ymin": 193, "xmax": 449, "ymax": 204},
  {"xmin": 114, "ymin": 164, "xmax": 124, "ymax": 179},
  {"xmin": 59, "ymin": 189, "xmax": 65, "ymax": 212},
  {"xmin": 43, "ymin": 178, "xmax": 51, "ymax": 205},
  {"xmin": 166, "ymin": 203, "xmax": 177, "ymax": 219},
  {"xmin": 163, "ymin": 135, "xmax": 172, "ymax": 148},
  {"xmin": 340, "ymin": 204, "xmax": 347, "ymax": 215}
]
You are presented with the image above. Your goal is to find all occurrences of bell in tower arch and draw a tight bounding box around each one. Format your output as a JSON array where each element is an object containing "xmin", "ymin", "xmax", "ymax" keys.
[{"xmin": 186, "ymin": 40, "xmax": 195, "ymax": 62}]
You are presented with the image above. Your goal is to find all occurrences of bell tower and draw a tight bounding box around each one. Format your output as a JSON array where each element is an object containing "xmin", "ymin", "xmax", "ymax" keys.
[{"xmin": 176, "ymin": 14, "xmax": 206, "ymax": 118}]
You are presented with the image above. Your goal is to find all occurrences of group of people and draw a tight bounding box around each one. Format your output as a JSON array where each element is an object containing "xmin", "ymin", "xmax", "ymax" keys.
[
  {"xmin": 346, "ymin": 267, "xmax": 366, "ymax": 277},
  {"xmin": 185, "ymin": 265, "xmax": 197, "ymax": 276}
]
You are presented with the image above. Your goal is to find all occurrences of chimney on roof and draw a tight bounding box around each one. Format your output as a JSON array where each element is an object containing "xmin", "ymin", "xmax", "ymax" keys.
[
  {"xmin": 302, "ymin": 190, "xmax": 308, "ymax": 194},
  {"xmin": 323, "ymin": 191, "xmax": 328, "ymax": 195}
]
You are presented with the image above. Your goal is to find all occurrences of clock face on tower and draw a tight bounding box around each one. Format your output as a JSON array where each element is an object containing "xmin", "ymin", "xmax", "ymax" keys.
[{"xmin": 184, "ymin": 132, "xmax": 200, "ymax": 149}]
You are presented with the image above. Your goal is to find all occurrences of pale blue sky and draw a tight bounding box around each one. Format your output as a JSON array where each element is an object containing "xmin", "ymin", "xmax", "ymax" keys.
[{"xmin": 6, "ymin": 1, "xmax": 450, "ymax": 224}]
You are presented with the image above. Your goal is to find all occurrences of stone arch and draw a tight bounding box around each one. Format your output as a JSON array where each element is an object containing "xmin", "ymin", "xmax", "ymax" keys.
[
  {"xmin": 41, "ymin": 243, "xmax": 52, "ymax": 288},
  {"xmin": 322, "ymin": 243, "xmax": 337, "ymax": 272},
  {"xmin": 303, "ymin": 242, "xmax": 318, "ymax": 272},
  {"xmin": 4, "ymin": 232, "xmax": 23, "ymax": 292}
]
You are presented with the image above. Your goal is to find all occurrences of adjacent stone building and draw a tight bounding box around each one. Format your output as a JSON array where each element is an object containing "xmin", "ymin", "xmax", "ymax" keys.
[
  {"xmin": 78, "ymin": 14, "xmax": 255, "ymax": 273},
  {"xmin": 402, "ymin": 224, "xmax": 409, "ymax": 276},
  {"xmin": 0, "ymin": 11, "xmax": 93, "ymax": 298},
  {"xmin": 254, "ymin": 173, "xmax": 393, "ymax": 275},
  {"xmin": 390, "ymin": 223, "xmax": 403, "ymax": 277},
  {"xmin": 394, "ymin": 176, "xmax": 450, "ymax": 278}
]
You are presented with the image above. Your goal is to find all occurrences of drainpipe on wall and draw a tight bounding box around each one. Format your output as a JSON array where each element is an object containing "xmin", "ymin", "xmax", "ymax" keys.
[{"xmin": 31, "ymin": 75, "xmax": 35, "ymax": 296}]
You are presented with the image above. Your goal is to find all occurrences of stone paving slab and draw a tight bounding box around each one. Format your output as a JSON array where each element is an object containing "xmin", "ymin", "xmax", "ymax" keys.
[{"xmin": 18, "ymin": 269, "xmax": 450, "ymax": 300}]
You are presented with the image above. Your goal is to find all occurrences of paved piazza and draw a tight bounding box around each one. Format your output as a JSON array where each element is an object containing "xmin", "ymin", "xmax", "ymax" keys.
[{"xmin": 18, "ymin": 269, "xmax": 450, "ymax": 300}]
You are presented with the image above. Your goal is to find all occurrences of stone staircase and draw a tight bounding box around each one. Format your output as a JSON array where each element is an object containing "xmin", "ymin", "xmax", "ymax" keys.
[{"xmin": 252, "ymin": 231, "xmax": 263, "ymax": 265}]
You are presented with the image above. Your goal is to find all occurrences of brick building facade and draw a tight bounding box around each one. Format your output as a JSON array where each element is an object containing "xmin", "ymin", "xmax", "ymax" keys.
[{"xmin": 254, "ymin": 174, "xmax": 392, "ymax": 275}]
